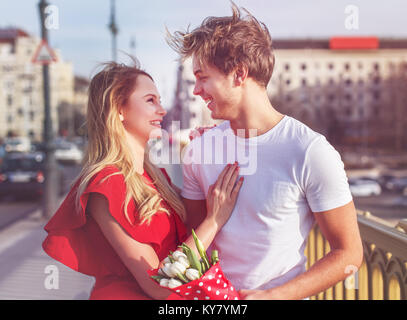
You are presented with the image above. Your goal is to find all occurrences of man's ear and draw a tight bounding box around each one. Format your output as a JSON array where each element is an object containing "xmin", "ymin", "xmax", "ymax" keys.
[{"xmin": 234, "ymin": 64, "xmax": 249, "ymax": 86}]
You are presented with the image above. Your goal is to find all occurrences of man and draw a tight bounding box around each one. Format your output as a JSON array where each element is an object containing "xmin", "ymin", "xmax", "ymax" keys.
[{"xmin": 168, "ymin": 4, "xmax": 363, "ymax": 300}]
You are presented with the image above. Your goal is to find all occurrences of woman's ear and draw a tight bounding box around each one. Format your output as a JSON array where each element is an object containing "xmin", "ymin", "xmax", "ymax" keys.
[{"xmin": 118, "ymin": 109, "xmax": 124, "ymax": 122}]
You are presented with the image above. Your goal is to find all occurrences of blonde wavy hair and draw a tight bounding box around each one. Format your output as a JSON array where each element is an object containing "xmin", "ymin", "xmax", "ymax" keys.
[{"xmin": 75, "ymin": 60, "xmax": 187, "ymax": 225}]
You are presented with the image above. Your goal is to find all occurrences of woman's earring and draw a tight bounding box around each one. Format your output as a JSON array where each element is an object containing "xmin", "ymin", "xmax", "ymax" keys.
[{"xmin": 119, "ymin": 114, "xmax": 124, "ymax": 122}]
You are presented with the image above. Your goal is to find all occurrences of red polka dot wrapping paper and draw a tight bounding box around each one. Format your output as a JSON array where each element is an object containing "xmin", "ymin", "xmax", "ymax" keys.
[{"xmin": 148, "ymin": 262, "xmax": 240, "ymax": 300}]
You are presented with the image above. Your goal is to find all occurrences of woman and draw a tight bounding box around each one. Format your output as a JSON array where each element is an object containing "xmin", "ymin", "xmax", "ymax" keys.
[{"xmin": 42, "ymin": 60, "xmax": 243, "ymax": 300}]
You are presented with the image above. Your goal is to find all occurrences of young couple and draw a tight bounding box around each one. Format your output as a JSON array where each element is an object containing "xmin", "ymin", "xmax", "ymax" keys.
[{"xmin": 42, "ymin": 4, "xmax": 363, "ymax": 300}]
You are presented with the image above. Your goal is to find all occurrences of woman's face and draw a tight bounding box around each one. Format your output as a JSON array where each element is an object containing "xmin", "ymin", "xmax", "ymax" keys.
[{"xmin": 120, "ymin": 75, "xmax": 166, "ymax": 142}]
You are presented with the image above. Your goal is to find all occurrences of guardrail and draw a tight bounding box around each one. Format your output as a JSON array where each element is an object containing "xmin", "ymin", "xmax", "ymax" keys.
[{"xmin": 305, "ymin": 212, "xmax": 407, "ymax": 300}]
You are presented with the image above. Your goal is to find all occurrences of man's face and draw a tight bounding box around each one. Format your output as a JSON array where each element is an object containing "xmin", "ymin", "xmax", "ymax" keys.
[{"xmin": 192, "ymin": 55, "xmax": 239, "ymax": 120}]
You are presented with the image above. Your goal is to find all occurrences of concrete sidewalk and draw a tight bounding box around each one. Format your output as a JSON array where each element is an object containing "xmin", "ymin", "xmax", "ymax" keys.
[{"xmin": 0, "ymin": 208, "xmax": 94, "ymax": 300}]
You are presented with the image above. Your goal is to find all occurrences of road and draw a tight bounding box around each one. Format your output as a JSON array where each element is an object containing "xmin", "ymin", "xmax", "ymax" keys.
[
  {"xmin": 0, "ymin": 164, "xmax": 81, "ymax": 230},
  {"xmin": 353, "ymin": 190, "xmax": 407, "ymax": 227}
]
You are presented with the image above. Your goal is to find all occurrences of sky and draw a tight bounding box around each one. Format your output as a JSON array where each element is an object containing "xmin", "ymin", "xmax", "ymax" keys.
[{"xmin": 1, "ymin": 0, "xmax": 407, "ymax": 109}]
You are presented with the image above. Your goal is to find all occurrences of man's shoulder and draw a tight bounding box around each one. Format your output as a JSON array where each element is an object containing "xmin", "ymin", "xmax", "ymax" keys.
[{"xmin": 280, "ymin": 116, "xmax": 323, "ymax": 149}]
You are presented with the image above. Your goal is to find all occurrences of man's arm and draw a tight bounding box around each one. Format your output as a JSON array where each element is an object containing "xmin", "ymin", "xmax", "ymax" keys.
[{"xmin": 239, "ymin": 200, "xmax": 364, "ymax": 300}]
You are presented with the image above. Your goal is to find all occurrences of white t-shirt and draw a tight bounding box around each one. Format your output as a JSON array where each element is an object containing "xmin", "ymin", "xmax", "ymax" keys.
[{"xmin": 181, "ymin": 115, "xmax": 353, "ymax": 291}]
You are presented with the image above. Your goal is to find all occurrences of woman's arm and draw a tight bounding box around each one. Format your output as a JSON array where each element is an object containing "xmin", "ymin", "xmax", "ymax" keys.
[
  {"xmin": 88, "ymin": 193, "xmax": 173, "ymax": 300},
  {"xmin": 89, "ymin": 163, "xmax": 242, "ymax": 299},
  {"xmin": 182, "ymin": 162, "xmax": 243, "ymax": 257}
]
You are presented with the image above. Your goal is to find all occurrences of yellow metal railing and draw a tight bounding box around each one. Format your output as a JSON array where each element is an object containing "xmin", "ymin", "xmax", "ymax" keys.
[{"xmin": 305, "ymin": 211, "xmax": 407, "ymax": 300}]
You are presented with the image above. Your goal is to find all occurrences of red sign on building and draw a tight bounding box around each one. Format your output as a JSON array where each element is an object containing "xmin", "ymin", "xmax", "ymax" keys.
[{"xmin": 330, "ymin": 37, "xmax": 379, "ymax": 50}]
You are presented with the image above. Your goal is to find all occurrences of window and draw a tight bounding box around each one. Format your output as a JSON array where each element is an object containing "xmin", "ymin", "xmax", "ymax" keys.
[
  {"xmin": 300, "ymin": 63, "xmax": 307, "ymax": 71},
  {"xmin": 373, "ymin": 91, "xmax": 381, "ymax": 100},
  {"xmin": 284, "ymin": 64, "xmax": 290, "ymax": 71},
  {"xmin": 328, "ymin": 63, "xmax": 334, "ymax": 70},
  {"xmin": 344, "ymin": 63, "xmax": 350, "ymax": 71},
  {"xmin": 328, "ymin": 94, "xmax": 335, "ymax": 102},
  {"xmin": 7, "ymin": 95, "xmax": 13, "ymax": 106}
]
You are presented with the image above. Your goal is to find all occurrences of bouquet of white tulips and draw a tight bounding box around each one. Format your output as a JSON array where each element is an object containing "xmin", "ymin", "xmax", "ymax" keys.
[{"xmin": 148, "ymin": 229, "xmax": 239, "ymax": 300}]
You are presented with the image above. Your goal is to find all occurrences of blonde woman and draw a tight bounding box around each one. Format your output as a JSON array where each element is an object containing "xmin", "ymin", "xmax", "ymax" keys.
[{"xmin": 42, "ymin": 60, "xmax": 243, "ymax": 300}]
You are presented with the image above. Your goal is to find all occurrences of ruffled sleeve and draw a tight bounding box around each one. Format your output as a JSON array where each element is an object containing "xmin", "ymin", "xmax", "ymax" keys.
[
  {"xmin": 42, "ymin": 166, "xmax": 188, "ymax": 277},
  {"xmin": 42, "ymin": 166, "xmax": 133, "ymax": 276}
]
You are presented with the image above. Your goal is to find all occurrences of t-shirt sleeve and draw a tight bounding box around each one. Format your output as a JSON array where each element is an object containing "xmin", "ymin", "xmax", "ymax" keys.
[
  {"xmin": 180, "ymin": 143, "xmax": 206, "ymax": 200},
  {"xmin": 302, "ymin": 136, "xmax": 353, "ymax": 213}
]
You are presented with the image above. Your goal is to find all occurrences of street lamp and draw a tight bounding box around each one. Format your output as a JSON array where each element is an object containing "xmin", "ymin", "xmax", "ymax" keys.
[
  {"xmin": 108, "ymin": 0, "xmax": 119, "ymax": 62},
  {"xmin": 38, "ymin": 0, "xmax": 59, "ymax": 219}
]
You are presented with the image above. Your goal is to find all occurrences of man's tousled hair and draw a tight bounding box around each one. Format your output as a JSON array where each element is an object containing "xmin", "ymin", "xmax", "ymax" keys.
[{"xmin": 167, "ymin": 2, "xmax": 275, "ymax": 87}]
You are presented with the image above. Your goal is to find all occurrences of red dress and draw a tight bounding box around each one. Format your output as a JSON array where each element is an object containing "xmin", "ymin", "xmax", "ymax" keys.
[{"xmin": 42, "ymin": 166, "xmax": 188, "ymax": 300}]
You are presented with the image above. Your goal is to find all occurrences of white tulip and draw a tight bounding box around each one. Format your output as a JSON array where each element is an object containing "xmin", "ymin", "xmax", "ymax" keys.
[
  {"xmin": 159, "ymin": 278, "xmax": 170, "ymax": 287},
  {"xmin": 163, "ymin": 256, "xmax": 171, "ymax": 264},
  {"xmin": 177, "ymin": 256, "xmax": 190, "ymax": 268},
  {"xmin": 162, "ymin": 263, "xmax": 177, "ymax": 278},
  {"xmin": 168, "ymin": 278, "xmax": 183, "ymax": 289},
  {"xmin": 170, "ymin": 261, "xmax": 186, "ymax": 275},
  {"xmin": 185, "ymin": 268, "xmax": 200, "ymax": 281},
  {"xmin": 172, "ymin": 251, "xmax": 187, "ymax": 261}
]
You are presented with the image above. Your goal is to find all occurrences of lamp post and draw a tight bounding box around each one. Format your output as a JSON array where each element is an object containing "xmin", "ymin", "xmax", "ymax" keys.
[
  {"xmin": 108, "ymin": 0, "xmax": 118, "ymax": 61},
  {"xmin": 38, "ymin": 0, "xmax": 59, "ymax": 219}
]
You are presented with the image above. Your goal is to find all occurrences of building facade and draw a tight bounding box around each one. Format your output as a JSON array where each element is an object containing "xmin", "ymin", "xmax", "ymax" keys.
[
  {"xmin": 166, "ymin": 37, "xmax": 407, "ymax": 152},
  {"xmin": 0, "ymin": 28, "xmax": 74, "ymax": 142},
  {"xmin": 268, "ymin": 38, "xmax": 407, "ymax": 151}
]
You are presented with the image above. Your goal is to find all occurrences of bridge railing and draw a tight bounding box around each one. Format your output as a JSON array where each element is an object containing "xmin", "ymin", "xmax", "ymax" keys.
[{"xmin": 305, "ymin": 211, "xmax": 407, "ymax": 300}]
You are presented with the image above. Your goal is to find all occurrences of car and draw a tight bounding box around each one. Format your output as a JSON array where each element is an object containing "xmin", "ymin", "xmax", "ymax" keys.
[
  {"xmin": 4, "ymin": 137, "xmax": 32, "ymax": 153},
  {"xmin": 0, "ymin": 152, "xmax": 64, "ymax": 199},
  {"xmin": 349, "ymin": 178, "xmax": 382, "ymax": 197},
  {"xmin": 0, "ymin": 145, "xmax": 5, "ymax": 165},
  {"xmin": 385, "ymin": 177, "xmax": 407, "ymax": 192},
  {"xmin": 55, "ymin": 142, "xmax": 84, "ymax": 165}
]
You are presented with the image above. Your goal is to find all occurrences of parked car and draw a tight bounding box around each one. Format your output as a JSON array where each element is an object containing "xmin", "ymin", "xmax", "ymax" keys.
[
  {"xmin": 0, "ymin": 145, "xmax": 5, "ymax": 164},
  {"xmin": 4, "ymin": 137, "xmax": 32, "ymax": 153},
  {"xmin": 385, "ymin": 177, "xmax": 407, "ymax": 192},
  {"xmin": 55, "ymin": 142, "xmax": 83, "ymax": 165},
  {"xmin": 0, "ymin": 152, "xmax": 64, "ymax": 198},
  {"xmin": 349, "ymin": 178, "xmax": 382, "ymax": 197}
]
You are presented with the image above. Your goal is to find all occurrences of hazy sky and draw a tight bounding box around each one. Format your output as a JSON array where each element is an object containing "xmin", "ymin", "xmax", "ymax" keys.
[{"xmin": 1, "ymin": 0, "xmax": 406, "ymax": 108}]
